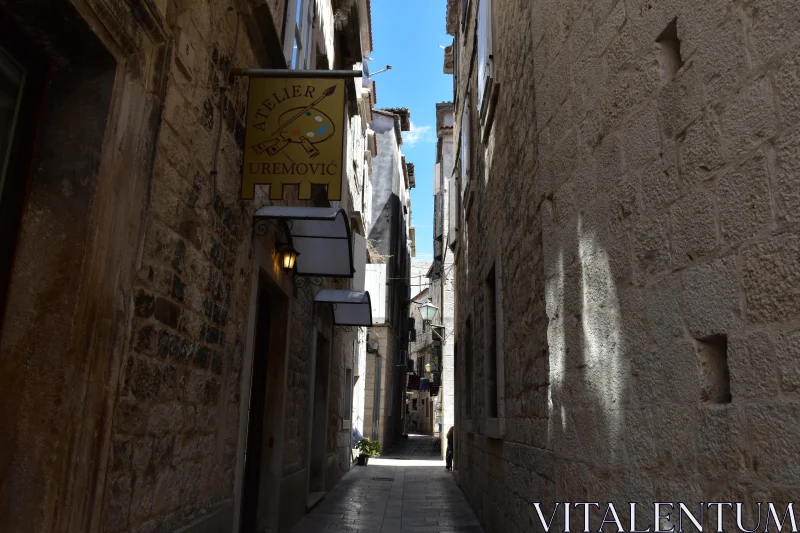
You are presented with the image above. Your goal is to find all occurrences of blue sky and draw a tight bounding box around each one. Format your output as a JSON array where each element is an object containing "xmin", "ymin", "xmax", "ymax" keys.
[{"xmin": 369, "ymin": 0, "xmax": 452, "ymax": 261}]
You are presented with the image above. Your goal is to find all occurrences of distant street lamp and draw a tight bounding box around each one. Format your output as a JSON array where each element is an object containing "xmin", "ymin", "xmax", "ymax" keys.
[
  {"xmin": 425, "ymin": 362, "xmax": 432, "ymax": 373},
  {"xmin": 419, "ymin": 300, "xmax": 438, "ymax": 324}
]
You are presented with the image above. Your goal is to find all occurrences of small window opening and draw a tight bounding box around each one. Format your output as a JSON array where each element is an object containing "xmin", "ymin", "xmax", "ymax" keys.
[
  {"xmin": 695, "ymin": 335, "xmax": 731, "ymax": 404},
  {"xmin": 656, "ymin": 18, "xmax": 684, "ymax": 82}
]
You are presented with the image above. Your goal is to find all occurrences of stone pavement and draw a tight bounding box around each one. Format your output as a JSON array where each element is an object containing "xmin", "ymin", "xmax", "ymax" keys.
[{"xmin": 289, "ymin": 435, "xmax": 483, "ymax": 533}]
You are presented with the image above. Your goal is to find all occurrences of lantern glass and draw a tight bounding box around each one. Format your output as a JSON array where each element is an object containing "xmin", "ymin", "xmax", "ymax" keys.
[
  {"xmin": 425, "ymin": 363, "xmax": 432, "ymax": 373},
  {"xmin": 279, "ymin": 244, "xmax": 299, "ymax": 271},
  {"xmin": 419, "ymin": 301, "xmax": 438, "ymax": 323}
]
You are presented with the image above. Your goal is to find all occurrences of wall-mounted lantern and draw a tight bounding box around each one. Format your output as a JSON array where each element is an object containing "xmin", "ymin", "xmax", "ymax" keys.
[
  {"xmin": 419, "ymin": 300, "xmax": 439, "ymax": 324},
  {"xmin": 425, "ymin": 362, "xmax": 432, "ymax": 373},
  {"xmin": 278, "ymin": 244, "xmax": 299, "ymax": 272}
]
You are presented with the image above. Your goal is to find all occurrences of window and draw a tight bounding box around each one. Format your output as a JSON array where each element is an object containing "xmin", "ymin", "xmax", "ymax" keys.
[
  {"xmin": 448, "ymin": 173, "xmax": 460, "ymax": 248},
  {"xmin": 344, "ymin": 368, "xmax": 353, "ymax": 423},
  {"xmin": 290, "ymin": 0, "xmax": 314, "ymax": 69},
  {"xmin": 476, "ymin": 0, "xmax": 494, "ymax": 116}
]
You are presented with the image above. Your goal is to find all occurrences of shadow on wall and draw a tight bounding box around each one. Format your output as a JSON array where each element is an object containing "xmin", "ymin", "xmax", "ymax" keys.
[
  {"xmin": 535, "ymin": 133, "xmax": 678, "ymax": 518},
  {"xmin": 545, "ymin": 204, "xmax": 632, "ymax": 504}
]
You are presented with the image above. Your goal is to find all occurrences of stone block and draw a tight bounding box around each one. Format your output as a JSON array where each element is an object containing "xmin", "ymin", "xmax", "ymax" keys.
[
  {"xmin": 134, "ymin": 290, "xmax": 155, "ymax": 318},
  {"xmin": 110, "ymin": 438, "xmax": 132, "ymax": 474},
  {"xmin": 657, "ymin": 342, "xmax": 702, "ymax": 404},
  {"xmin": 694, "ymin": 17, "xmax": 747, "ymax": 103},
  {"xmin": 104, "ymin": 475, "xmax": 132, "ymax": 532},
  {"xmin": 718, "ymin": 154, "xmax": 772, "ymax": 246},
  {"xmin": 156, "ymin": 125, "xmax": 193, "ymax": 179},
  {"xmin": 657, "ymin": 61, "xmax": 703, "ymax": 139},
  {"xmin": 678, "ymin": 112, "xmax": 725, "ymax": 186},
  {"xmin": 536, "ymin": 48, "xmax": 573, "ymax": 128},
  {"xmin": 624, "ymin": 408, "xmax": 658, "ymax": 469},
  {"xmin": 571, "ymin": 5, "xmax": 595, "ymax": 60},
  {"xmin": 162, "ymin": 82, "xmax": 198, "ymax": 138},
  {"xmin": 622, "ymin": 104, "xmax": 662, "ymax": 172},
  {"xmin": 633, "ymin": 211, "xmax": 671, "ymax": 282},
  {"xmin": 639, "ymin": 138, "xmax": 680, "ymax": 212},
  {"xmin": 720, "ymin": 76, "xmax": 776, "ymax": 156},
  {"xmin": 774, "ymin": 127, "xmax": 800, "ymax": 222},
  {"xmin": 133, "ymin": 437, "xmax": 153, "ymax": 471},
  {"xmin": 646, "ymin": 274, "xmax": 685, "ymax": 346},
  {"xmin": 746, "ymin": 404, "xmax": 800, "ymax": 483},
  {"xmin": 681, "ymin": 255, "xmax": 740, "ymax": 338},
  {"xmin": 741, "ymin": 233, "xmax": 800, "ymax": 323},
  {"xmin": 128, "ymin": 356, "xmax": 164, "ymax": 400},
  {"xmin": 596, "ymin": 0, "xmax": 626, "ymax": 54},
  {"xmin": 776, "ymin": 48, "xmax": 800, "ymax": 127},
  {"xmin": 748, "ymin": 0, "xmax": 800, "ymax": 66},
  {"xmin": 148, "ymin": 404, "xmax": 189, "ymax": 436},
  {"xmin": 673, "ymin": 0, "xmax": 732, "ymax": 59},
  {"xmin": 653, "ymin": 404, "xmax": 699, "ymax": 469},
  {"xmin": 115, "ymin": 399, "xmax": 149, "ymax": 436},
  {"xmin": 670, "ymin": 186, "xmax": 717, "ymax": 265},
  {"xmin": 151, "ymin": 468, "xmax": 182, "ymax": 515},
  {"xmin": 727, "ymin": 332, "xmax": 777, "ymax": 400},
  {"xmin": 133, "ymin": 322, "xmax": 156, "ymax": 355},
  {"xmin": 174, "ymin": 434, "xmax": 201, "ymax": 465},
  {"xmin": 605, "ymin": 23, "xmax": 637, "ymax": 75},
  {"xmin": 774, "ymin": 329, "xmax": 800, "ymax": 393},
  {"xmin": 697, "ymin": 405, "xmax": 749, "ymax": 480},
  {"xmin": 626, "ymin": 0, "xmax": 678, "ymax": 51}
]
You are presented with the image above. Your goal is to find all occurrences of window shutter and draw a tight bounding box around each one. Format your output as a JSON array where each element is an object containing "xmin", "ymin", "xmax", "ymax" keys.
[
  {"xmin": 460, "ymin": 102, "xmax": 471, "ymax": 203},
  {"xmin": 477, "ymin": 0, "xmax": 493, "ymax": 112},
  {"xmin": 435, "ymin": 192, "xmax": 444, "ymax": 239},
  {"xmin": 448, "ymin": 174, "xmax": 459, "ymax": 247}
]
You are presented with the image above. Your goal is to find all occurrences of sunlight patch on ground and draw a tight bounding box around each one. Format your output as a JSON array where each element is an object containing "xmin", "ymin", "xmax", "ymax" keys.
[{"xmin": 369, "ymin": 458, "xmax": 445, "ymax": 466}]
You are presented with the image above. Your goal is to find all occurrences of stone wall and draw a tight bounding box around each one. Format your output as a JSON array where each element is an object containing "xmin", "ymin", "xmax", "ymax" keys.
[
  {"xmin": 364, "ymin": 325, "xmax": 401, "ymax": 451},
  {"xmin": 449, "ymin": 0, "xmax": 800, "ymax": 532},
  {"xmin": 435, "ymin": 104, "xmax": 456, "ymax": 458},
  {"xmin": 0, "ymin": 0, "xmax": 372, "ymax": 531}
]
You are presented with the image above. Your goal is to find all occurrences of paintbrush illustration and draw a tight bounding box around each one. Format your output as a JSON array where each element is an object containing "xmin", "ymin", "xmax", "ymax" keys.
[{"xmin": 251, "ymin": 85, "xmax": 337, "ymax": 157}]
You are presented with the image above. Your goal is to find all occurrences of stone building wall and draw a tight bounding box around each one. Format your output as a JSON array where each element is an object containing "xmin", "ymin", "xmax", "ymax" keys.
[
  {"xmin": 363, "ymin": 324, "xmax": 402, "ymax": 450},
  {"xmin": 434, "ymin": 103, "xmax": 456, "ymax": 457},
  {"xmin": 0, "ymin": 0, "xmax": 373, "ymax": 531},
  {"xmin": 448, "ymin": 0, "xmax": 800, "ymax": 532}
]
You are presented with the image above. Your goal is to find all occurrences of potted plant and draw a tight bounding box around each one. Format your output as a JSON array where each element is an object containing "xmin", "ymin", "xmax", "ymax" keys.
[{"xmin": 355, "ymin": 437, "xmax": 380, "ymax": 466}]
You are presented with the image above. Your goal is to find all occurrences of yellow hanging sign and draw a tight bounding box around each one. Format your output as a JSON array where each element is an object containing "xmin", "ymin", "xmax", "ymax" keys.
[{"xmin": 241, "ymin": 77, "xmax": 346, "ymax": 201}]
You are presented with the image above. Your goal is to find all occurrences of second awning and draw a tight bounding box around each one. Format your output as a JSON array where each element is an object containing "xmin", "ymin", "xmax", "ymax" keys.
[{"xmin": 314, "ymin": 289, "xmax": 373, "ymax": 326}]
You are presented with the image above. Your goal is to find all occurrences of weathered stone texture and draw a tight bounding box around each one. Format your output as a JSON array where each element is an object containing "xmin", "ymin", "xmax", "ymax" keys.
[
  {"xmin": 70, "ymin": 0, "xmax": 366, "ymax": 531},
  {"xmin": 449, "ymin": 0, "xmax": 800, "ymax": 531}
]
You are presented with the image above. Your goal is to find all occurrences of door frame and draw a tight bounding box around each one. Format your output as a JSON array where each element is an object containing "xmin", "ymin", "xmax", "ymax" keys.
[
  {"xmin": 304, "ymin": 308, "xmax": 333, "ymax": 498},
  {"xmin": 233, "ymin": 238, "xmax": 294, "ymax": 532}
]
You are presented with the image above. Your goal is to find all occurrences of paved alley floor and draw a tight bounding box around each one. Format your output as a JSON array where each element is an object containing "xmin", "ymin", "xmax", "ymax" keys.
[{"xmin": 288, "ymin": 434, "xmax": 483, "ymax": 533}]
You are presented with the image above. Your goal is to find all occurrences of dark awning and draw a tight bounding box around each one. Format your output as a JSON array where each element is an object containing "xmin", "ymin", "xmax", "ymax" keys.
[
  {"xmin": 314, "ymin": 289, "xmax": 372, "ymax": 326},
  {"xmin": 253, "ymin": 207, "xmax": 354, "ymax": 278}
]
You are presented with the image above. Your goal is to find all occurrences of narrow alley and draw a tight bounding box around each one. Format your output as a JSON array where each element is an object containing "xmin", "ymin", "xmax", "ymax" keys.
[{"xmin": 289, "ymin": 436, "xmax": 482, "ymax": 533}]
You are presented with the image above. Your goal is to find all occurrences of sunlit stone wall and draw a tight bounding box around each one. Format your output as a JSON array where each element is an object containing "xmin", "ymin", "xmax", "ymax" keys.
[{"xmin": 448, "ymin": 0, "xmax": 800, "ymax": 531}]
